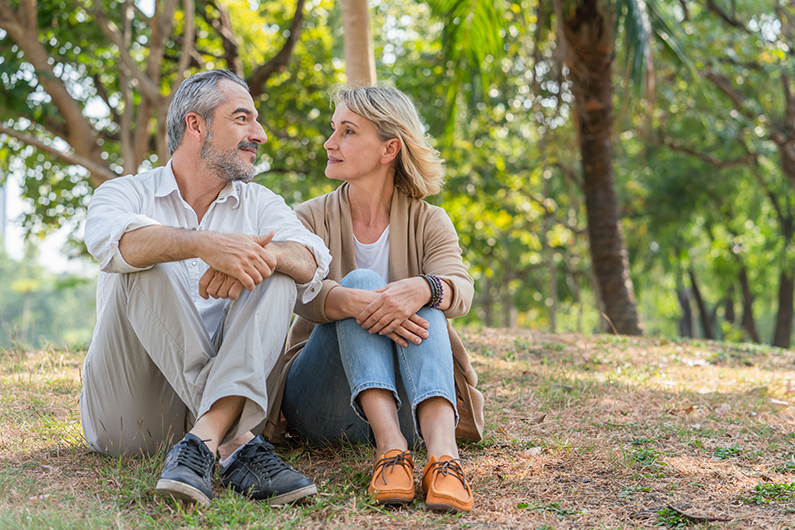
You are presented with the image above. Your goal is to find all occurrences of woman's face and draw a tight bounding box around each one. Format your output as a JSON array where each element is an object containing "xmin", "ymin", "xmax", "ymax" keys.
[{"xmin": 323, "ymin": 103, "xmax": 393, "ymax": 183}]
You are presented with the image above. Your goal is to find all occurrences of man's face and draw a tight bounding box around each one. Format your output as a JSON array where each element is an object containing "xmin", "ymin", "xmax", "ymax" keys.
[{"xmin": 200, "ymin": 80, "xmax": 267, "ymax": 183}]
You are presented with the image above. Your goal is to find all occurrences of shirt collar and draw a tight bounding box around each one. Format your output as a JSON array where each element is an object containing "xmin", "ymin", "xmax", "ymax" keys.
[{"xmin": 156, "ymin": 160, "xmax": 242, "ymax": 208}]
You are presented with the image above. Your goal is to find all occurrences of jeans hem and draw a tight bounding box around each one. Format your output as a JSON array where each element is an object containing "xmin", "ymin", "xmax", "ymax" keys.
[
  {"xmin": 350, "ymin": 382, "xmax": 401, "ymax": 425},
  {"xmin": 411, "ymin": 391, "xmax": 459, "ymax": 440}
]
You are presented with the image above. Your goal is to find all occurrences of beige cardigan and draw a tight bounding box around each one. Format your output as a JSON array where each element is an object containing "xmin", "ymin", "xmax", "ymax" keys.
[{"xmin": 261, "ymin": 183, "xmax": 484, "ymax": 442}]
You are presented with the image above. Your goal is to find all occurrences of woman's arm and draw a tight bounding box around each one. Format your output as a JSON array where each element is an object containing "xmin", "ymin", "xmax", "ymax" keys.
[{"xmin": 325, "ymin": 285, "xmax": 430, "ymax": 348}]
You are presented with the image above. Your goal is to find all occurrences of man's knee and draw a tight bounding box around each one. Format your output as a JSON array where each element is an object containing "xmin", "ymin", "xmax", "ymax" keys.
[
  {"xmin": 256, "ymin": 272, "xmax": 297, "ymax": 307},
  {"xmin": 339, "ymin": 269, "xmax": 386, "ymax": 290}
]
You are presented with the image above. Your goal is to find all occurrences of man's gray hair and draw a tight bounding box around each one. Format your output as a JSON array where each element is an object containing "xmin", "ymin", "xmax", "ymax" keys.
[{"xmin": 167, "ymin": 70, "xmax": 249, "ymax": 155}]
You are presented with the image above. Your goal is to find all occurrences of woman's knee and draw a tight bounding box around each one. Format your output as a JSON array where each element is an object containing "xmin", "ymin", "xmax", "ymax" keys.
[{"xmin": 339, "ymin": 269, "xmax": 386, "ymax": 290}]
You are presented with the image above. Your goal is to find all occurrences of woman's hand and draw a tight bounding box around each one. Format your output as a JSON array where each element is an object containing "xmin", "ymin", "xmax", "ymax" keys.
[
  {"xmin": 356, "ymin": 277, "xmax": 432, "ymax": 337},
  {"xmin": 326, "ymin": 284, "xmax": 430, "ymax": 347}
]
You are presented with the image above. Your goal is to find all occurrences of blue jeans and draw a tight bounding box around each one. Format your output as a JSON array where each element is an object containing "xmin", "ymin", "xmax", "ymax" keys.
[{"xmin": 282, "ymin": 269, "xmax": 458, "ymax": 448}]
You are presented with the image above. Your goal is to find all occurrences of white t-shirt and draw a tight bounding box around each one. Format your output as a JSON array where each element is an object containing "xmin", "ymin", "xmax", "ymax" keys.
[{"xmin": 354, "ymin": 225, "xmax": 390, "ymax": 283}]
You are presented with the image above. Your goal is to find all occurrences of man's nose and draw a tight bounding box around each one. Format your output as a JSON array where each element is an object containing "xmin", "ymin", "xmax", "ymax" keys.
[{"xmin": 251, "ymin": 121, "xmax": 268, "ymax": 144}]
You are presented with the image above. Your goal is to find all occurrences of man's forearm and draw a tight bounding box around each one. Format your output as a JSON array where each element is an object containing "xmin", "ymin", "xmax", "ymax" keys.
[
  {"xmin": 269, "ymin": 241, "xmax": 318, "ymax": 284},
  {"xmin": 119, "ymin": 225, "xmax": 202, "ymax": 268}
]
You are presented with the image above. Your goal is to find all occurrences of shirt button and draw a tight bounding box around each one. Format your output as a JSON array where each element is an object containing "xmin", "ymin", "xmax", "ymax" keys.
[{"xmin": 192, "ymin": 261, "xmax": 198, "ymax": 266}]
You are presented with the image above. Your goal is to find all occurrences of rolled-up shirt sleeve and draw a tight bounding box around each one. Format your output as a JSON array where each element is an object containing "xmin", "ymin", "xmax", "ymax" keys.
[
  {"xmin": 85, "ymin": 177, "xmax": 162, "ymax": 274},
  {"xmin": 258, "ymin": 191, "xmax": 331, "ymax": 303}
]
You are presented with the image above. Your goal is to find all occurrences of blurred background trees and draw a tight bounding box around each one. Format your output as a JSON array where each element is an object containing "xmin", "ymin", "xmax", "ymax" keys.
[{"xmin": 1, "ymin": 0, "xmax": 794, "ymax": 349}]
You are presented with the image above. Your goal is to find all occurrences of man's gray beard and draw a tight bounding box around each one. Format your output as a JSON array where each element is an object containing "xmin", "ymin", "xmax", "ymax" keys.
[{"xmin": 201, "ymin": 131, "xmax": 256, "ymax": 183}]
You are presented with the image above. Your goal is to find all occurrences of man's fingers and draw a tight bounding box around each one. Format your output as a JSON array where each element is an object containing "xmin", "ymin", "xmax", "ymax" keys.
[
  {"xmin": 256, "ymin": 231, "xmax": 275, "ymax": 247},
  {"xmin": 228, "ymin": 282, "xmax": 245, "ymax": 300},
  {"xmin": 199, "ymin": 269, "xmax": 215, "ymax": 299}
]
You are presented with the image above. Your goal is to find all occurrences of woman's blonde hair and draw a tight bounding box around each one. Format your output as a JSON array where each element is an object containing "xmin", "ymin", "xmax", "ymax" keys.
[{"xmin": 332, "ymin": 83, "xmax": 445, "ymax": 199}]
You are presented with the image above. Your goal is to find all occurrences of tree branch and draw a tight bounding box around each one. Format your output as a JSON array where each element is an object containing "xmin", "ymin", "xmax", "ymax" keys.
[
  {"xmin": 656, "ymin": 133, "xmax": 759, "ymax": 168},
  {"xmin": 202, "ymin": 0, "xmax": 243, "ymax": 74},
  {"xmin": 705, "ymin": 0, "xmax": 746, "ymax": 30},
  {"xmin": 248, "ymin": 0, "xmax": 306, "ymax": 99},
  {"xmin": 19, "ymin": 0, "xmax": 37, "ymax": 29},
  {"xmin": 0, "ymin": 124, "xmax": 116, "ymax": 183},
  {"xmin": 84, "ymin": 0, "xmax": 161, "ymax": 101},
  {"xmin": 703, "ymin": 70, "xmax": 755, "ymax": 119}
]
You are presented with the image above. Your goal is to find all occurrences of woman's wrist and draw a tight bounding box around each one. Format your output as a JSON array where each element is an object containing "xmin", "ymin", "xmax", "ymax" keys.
[{"xmin": 420, "ymin": 274, "xmax": 444, "ymax": 309}]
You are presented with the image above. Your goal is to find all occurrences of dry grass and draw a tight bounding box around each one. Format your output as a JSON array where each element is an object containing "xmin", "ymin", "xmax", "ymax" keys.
[{"xmin": 1, "ymin": 329, "xmax": 795, "ymax": 529}]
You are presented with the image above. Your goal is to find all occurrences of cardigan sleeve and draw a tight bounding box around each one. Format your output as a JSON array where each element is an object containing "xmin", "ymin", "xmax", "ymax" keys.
[
  {"xmin": 293, "ymin": 201, "xmax": 338, "ymax": 324},
  {"xmin": 421, "ymin": 207, "xmax": 474, "ymax": 319}
]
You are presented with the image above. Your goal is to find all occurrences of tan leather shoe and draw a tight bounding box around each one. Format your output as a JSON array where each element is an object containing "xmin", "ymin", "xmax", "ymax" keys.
[
  {"xmin": 368, "ymin": 449, "xmax": 415, "ymax": 504},
  {"xmin": 422, "ymin": 455, "xmax": 474, "ymax": 512}
]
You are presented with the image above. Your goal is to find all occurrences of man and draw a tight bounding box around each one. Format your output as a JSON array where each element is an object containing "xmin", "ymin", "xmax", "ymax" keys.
[{"xmin": 80, "ymin": 70, "xmax": 331, "ymax": 507}]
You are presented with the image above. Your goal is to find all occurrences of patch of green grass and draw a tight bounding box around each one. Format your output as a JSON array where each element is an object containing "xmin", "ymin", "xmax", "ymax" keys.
[
  {"xmin": 653, "ymin": 507, "xmax": 695, "ymax": 528},
  {"xmin": 619, "ymin": 484, "xmax": 651, "ymax": 497},
  {"xmin": 631, "ymin": 447, "xmax": 667, "ymax": 470},
  {"xmin": 517, "ymin": 501, "xmax": 580, "ymax": 518},
  {"xmin": 739, "ymin": 482, "xmax": 795, "ymax": 504},
  {"xmin": 774, "ymin": 461, "xmax": 795, "ymax": 474},
  {"xmin": 713, "ymin": 445, "xmax": 742, "ymax": 459}
]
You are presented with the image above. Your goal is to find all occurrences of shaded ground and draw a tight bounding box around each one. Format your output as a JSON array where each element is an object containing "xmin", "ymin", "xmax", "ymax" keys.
[{"xmin": 1, "ymin": 329, "xmax": 794, "ymax": 529}]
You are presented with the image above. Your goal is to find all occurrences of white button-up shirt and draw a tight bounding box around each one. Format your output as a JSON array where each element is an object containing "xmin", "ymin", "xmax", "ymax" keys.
[{"xmin": 85, "ymin": 160, "xmax": 331, "ymax": 336}]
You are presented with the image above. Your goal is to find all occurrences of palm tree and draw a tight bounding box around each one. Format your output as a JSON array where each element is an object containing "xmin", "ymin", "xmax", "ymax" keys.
[
  {"xmin": 340, "ymin": 0, "xmax": 377, "ymax": 85},
  {"xmin": 428, "ymin": 0, "xmax": 689, "ymax": 335}
]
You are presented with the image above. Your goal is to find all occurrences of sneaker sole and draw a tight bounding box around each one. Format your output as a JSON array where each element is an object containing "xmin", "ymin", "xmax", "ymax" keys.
[
  {"xmin": 156, "ymin": 479, "xmax": 212, "ymax": 506},
  {"xmin": 268, "ymin": 484, "xmax": 318, "ymax": 505}
]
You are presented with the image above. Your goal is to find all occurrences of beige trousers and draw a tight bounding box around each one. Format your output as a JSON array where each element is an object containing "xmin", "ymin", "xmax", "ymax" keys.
[{"xmin": 80, "ymin": 262, "xmax": 296, "ymax": 457}]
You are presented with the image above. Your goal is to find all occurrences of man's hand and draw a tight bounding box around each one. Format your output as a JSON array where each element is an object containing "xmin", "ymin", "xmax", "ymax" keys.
[
  {"xmin": 199, "ymin": 231, "xmax": 275, "ymax": 299},
  {"xmin": 199, "ymin": 269, "xmax": 247, "ymax": 299},
  {"xmin": 199, "ymin": 231, "xmax": 276, "ymax": 291}
]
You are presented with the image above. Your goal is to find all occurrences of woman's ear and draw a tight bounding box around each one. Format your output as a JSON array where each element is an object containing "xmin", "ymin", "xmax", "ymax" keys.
[{"xmin": 381, "ymin": 138, "xmax": 401, "ymax": 164}]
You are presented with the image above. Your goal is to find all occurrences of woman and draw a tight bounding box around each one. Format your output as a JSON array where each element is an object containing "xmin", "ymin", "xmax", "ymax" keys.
[{"xmin": 278, "ymin": 84, "xmax": 484, "ymax": 512}]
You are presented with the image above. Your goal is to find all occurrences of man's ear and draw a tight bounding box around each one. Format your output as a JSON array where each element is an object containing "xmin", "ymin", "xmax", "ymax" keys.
[
  {"xmin": 382, "ymin": 138, "xmax": 401, "ymax": 164},
  {"xmin": 184, "ymin": 112, "xmax": 206, "ymax": 143}
]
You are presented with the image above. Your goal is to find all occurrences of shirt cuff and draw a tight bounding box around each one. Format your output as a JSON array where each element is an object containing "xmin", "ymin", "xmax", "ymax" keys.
[
  {"xmin": 98, "ymin": 216, "xmax": 162, "ymax": 274},
  {"xmin": 295, "ymin": 241, "xmax": 332, "ymax": 304}
]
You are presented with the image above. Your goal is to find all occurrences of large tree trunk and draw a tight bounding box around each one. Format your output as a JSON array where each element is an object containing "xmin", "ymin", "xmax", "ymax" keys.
[
  {"xmin": 739, "ymin": 267, "xmax": 760, "ymax": 343},
  {"xmin": 340, "ymin": 0, "xmax": 376, "ymax": 85},
  {"xmin": 774, "ymin": 270, "xmax": 794, "ymax": 348},
  {"xmin": 561, "ymin": 1, "xmax": 642, "ymax": 335}
]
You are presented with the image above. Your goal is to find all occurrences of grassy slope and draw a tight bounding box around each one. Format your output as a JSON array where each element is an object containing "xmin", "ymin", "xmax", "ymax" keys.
[{"xmin": 1, "ymin": 329, "xmax": 794, "ymax": 529}]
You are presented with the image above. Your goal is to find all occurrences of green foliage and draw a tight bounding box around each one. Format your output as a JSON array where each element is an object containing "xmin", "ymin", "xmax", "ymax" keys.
[
  {"xmin": 0, "ymin": 240, "xmax": 95, "ymax": 350},
  {"xmin": 739, "ymin": 482, "xmax": 795, "ymax": 504},
  {"xmin": 653, "ymin": 507, "xmax": 696, "ymax": 528},
  {"xmin": 713, "ymin": 445, "xmax": 743, "ymax": 459}
]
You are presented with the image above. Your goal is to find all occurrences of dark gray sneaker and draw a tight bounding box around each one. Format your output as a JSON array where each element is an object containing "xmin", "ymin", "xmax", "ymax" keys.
[
  {"xmin": 155, "ymin": 433, "xmax": 215, "ymax": 506},
  {"xmin": 220, "ymin": 435, "xmax": 317, "ymax": 504}
]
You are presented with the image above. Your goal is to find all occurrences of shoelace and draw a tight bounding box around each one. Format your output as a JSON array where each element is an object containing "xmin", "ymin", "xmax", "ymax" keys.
[
  {"xmin": 430, "ymin": 458, "xmax": 468, "ymax": 487},
  {"xmin": 240, "ymin": 443, "xmax": 293, "ymax": 477},
  {"xmin": 374, "ymin": 451, "xmax": 413, "ymax": 484},
  {"xmin": 173, "ymin": 438, "xmax": 214, "ymax": 476}
]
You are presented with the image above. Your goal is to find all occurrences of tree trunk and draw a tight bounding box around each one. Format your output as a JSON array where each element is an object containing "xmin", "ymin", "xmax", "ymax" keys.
[
  {"xmin": 340, "ymin": 0, "xmax": 376, "ymax": 85},
  {"xmin": 724, "ymin": 286, "xmax": 735, "ymax": 324},
  {"xmin": 739, "ymin": 267, "xmax": 760, "ymax": 343},
  {"xmin": 774, "ymin": 270, "xmax": 794, "ymax": 348},
  {"xmin": 689, "ymin": 268, "xmax": 714, "ymax": 339},
  {"xmin": 675, "ymin": 257, "xmax": 693, "ymax": 337},
  {"xmin": 562, "ymin": 2, "xmax": 642, "ymax": 335}
]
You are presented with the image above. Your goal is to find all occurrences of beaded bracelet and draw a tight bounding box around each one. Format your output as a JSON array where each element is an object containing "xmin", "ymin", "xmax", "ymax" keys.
[{"xmin": 420, "ymin": 274, "xmax": 444, "ymax": 309}]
